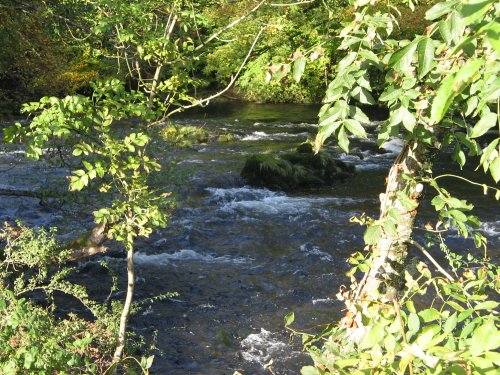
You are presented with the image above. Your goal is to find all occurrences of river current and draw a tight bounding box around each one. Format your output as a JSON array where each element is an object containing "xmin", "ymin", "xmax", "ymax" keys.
[{"xmin": 0, "ymin": 103, "xmax": 498, "ymax": 374}]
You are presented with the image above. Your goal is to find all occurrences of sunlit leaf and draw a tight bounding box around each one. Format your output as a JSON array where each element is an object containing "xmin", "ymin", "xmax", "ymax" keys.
[
  {"xmin": 459, "ymin": 0, "xmax": 494, "ymax": 26},
  {"xmin": 284, "ymin": 312, "xmax": 295, "ymax": 326},
  {"xmin": 417, "ymin": 37, "xmax": 435, "ymax": 79},
  {"xmin": 293, "ymin": 56, "xmax": 307, "ymax": 83},
  {"xmin": 344, "ymin": 119, "xmax": 367, "ymax": 138},
  {"xmin": 389, "ymin": 37, "xmax": 422, "ymax": 72},
  {"xmin": 426, "ymin": 0, "xmax": 459, "ymax": 20},
  {"xmin": 431, "ymin": 59, "xmax": 483, "ymax": 123},
  {"xmin": 470, "ymin": 112, "xmax": 497, "ymax": 138}
]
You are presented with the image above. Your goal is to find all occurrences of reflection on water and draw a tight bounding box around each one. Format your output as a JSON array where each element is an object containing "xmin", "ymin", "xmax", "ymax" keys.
[{"xmin": 0, "ymin": 103, "xmax": 498, "ymax": 374}]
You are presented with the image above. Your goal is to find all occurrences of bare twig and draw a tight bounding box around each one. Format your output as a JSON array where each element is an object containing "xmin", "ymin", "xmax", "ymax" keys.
[
  {"xmin": 155, "ymin": 26, "xmax": 267, "ymax": 122},
  {"xmin": 270, "ymin": 0, "xmax": 314, "ymax": 6},
  {"xmin": 407, "ymin": 239, "xmax": 455, "ymax": 282},
  {"xmin": 194, "ymin": 0, "xmax": 267, "ymax": 51}
]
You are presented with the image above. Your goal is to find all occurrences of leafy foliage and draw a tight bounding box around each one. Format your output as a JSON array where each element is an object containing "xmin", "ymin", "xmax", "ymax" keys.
[
  {"xmin": 286, "ymin": 0, "xmax": 500, "ymax": 373},
  {"xmin": 292, "ymin": 259, "xmax": 499, "ymax": 374},
  {"xmin": 0, "ymin": 224, "xmax": 115, "ymax": 374}
]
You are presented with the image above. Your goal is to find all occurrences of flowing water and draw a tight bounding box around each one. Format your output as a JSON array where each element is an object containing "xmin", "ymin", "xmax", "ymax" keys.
[{"xmin": 0, "ymin": 103, "xmax": 498, "ymax": 374}]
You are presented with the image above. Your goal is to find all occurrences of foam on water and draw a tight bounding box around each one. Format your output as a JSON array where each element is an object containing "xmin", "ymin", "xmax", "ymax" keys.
[
  {"xmin": 381, "ymin": 137, "xmax": 403, "ymax": 154},
  {"xmin": 0, "ymin": 150, "xmax": 26, "ymax": 156},
  {"xmin": 299, "ymin": 244, "xmax": 334, "ymax": 262},
  {"xmin": 206, "ymin": 187, "xmax": 376, "ymax": 215},
  {"xmin": 241, "ymin": 131, "xmax": 269, "ymax": 141},
  {"xmin": 220, "ymin": 196, "xmax": 313, "ymax": 215},
  {"xmin": 480, "ymin": 221, "xmax": 500, "ymax": 238},
  {"xmin": 241, "ymin": 131, "xmax": 308, "ymax": 141},
  {"xmin": 240, "ymin": 329, "xmax": 289, "ymax": 368},
  {"xmin": 134, "ymin": 249, "xmax": 250, "ymax": 265},
  {"xmin": 206, "ymin": 186, "xmax": 281, "ymax": 203},
  {"xmin": 312, "ymin": 297, "xmax": 337, "ymax": 305}
]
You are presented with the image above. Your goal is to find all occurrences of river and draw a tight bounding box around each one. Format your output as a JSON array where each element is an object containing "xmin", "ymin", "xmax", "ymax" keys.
[{"xmin": 0, "ymin": 103, "xmax": 498, "ymax": 374}]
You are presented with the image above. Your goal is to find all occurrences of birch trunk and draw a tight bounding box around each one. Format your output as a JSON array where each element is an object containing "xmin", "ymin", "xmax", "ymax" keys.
[
  {"xmin": 113, "ymin": 240, "xmax": 135, "ymax": 362},
  {"xmin": 344, "ymin": 140, "xmax": 438, "ymax": 329}
]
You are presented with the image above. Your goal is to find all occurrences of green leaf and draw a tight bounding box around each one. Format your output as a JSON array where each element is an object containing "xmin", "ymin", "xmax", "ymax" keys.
[
  {"xmin": 474, "ymin": 301, "xmax": 499, "ymax": 310},
  {"xmin": 284, "ymin": 312, "xmax": 295, "ymax": 326},
  {"xmin": 446, "ymin": 301, "xmax": 464, "ymax": 312},
  {"xmin": 319, "ymin": 101, "xmax": 347, "ymax": 126},
  {"xmin": 351, "ymin": 86, "xmax": 375, "ymax": 105},
  {"xmin": 382, "ymin": 219, "xmax": 397, "ymax": 238},
  {"xmin": 439, "ymin": 20, "xmax": 452, "ymax": 44},
  {"xmin": 459, "ymin": 0, "xmax": 494, "ymax": 26},
  {"xmin": 338, "ymin": 52, "xmax": 357, "ymax": 72},
  {"xmin": 417, "ymin": 37, "xmax": 435, "ymax": 79},
  {"xmin": 301, "ymin": 366, "xmax": 321, "ymax": 375},
  {"xmin": 431, "ymin": 195, "xmax": 446, "ymax": 210},
  {"xmin": 418, "ymin": 308, "xmax": 441, "ymax": 322},
  {"xmin": 388, "ymin": 208, "xmax": 402, "ymax": 222},
  {"xmin": 397, "ymin": 106, "xmax": 416, "ymax": 132},
  {"xmin": 470, "ymin": 323, "xmax": 500, "ymax": 355},
  {"xmin": 448, "ymin": 11, "xmax": 464, "ymax": 44},
  {"xmin": 344, "ymin": 119, "xmax": 367, "ymax": 138},
  {"xmin": 389, "ymin": 37, "xmax": 422, "ymax": 72},
  {"xmin": 364, "ymin": 224, "xmax": 382, "ymax": 245},
  {"xmin": 293, "ymin": 56, "xmax": 307, "ymax": 83},
  {"xmin": 490, "ymin": 156, "xmax": 500, "ymax": 183},
  {"xmin": 426, "ymin": 0, "xmax": 458, "ymax": 20},
  {"xmin": 415, "ymin": 327, "xmax": 438, "ymax": 349},
  {"xmin": 458, "ymin": 309, "xmax": 474, "ymax": 322},
  {"xmin": 315, "ymin": 121, "xmax": 341, "ymax": 150},
  {"xmin": 484, "ymin": 351, "xmax": 500, "ymax": 365},
  {"xmin": 465, "ymin": 96, "xmax": 479, "ymax": 116},
  {"xmin": 431, "ymin": 59, "xmax": 483, "ymax": 123},
  {"xmin": 338, "ymin": 126, "xmax": 350, "ymax": 152},
  {"xmin": 485, "ymin": 21, "xmax": 500, "ymax": 52},
  {"xmin": 397, "ymin": 192, "xmax": 418, "ymax": 210},
  {"xmin": 360, "ymin": 325, "xmax": 385, "ymax": 350},
  {"xmin": 470, "ymin": 112, "xmax": 497, "ymax": 138},
  {"xmin": 443, "ymin": 313, "xmax": 458, "ymax": 333},
  {"xmin": 453, "ymin": 144, "xmax": 466, "ymax": 168},
  {"xmin": 349, "ymin": 106, "xmax": 370, "ymax": 124},
  {"xmin": 445, "ymin": 209, "xmax": 468, "ymax": 222},
  {"xmin": 379, "ymin": 87, "xmax": 402, "ymax": 102},
  {"xmin": 408, "ymin": 313, "xmax": 420, "ymax": 333}
]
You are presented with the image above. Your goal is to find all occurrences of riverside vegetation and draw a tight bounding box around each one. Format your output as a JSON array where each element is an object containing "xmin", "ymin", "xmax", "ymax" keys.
[{"xmin": 0, "ymin": 0, "xmax": 499, "ymax": 374}]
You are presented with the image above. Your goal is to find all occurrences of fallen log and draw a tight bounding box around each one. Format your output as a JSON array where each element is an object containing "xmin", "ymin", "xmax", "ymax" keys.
[
  {"xmin": 0, "ymin": 188, "xmax": 43, "ymax": 199},
  {"xmin": 64, "ymin": 224, "xmax": 109, "ymax": 262}
]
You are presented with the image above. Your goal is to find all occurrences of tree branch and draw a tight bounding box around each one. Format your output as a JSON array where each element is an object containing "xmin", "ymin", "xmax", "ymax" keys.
[
  {"xmin": 194, "ymin": 0, "xmax": 267, "ymax": 51},
  {"xmin": 158, "ymin": 26, "xmax": 267, "ymax": 121},
  {"xmin": 407, "ymin": 239, "xmax": 455, "ymax": 282}
]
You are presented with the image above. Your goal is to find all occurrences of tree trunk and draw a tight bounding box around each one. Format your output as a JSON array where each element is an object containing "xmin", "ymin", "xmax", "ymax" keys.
[
  {"xmin": 345, "ymin": 141, "xmax": 438, "ymax": 327},
  {"xmin": 113, "ymin": 240, "xmax": 135, "ymax": 362}
]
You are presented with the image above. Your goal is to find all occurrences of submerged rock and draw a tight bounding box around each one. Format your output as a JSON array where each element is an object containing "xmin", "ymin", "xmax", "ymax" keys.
[{"xmin": 241, "ymin": 144, "xmax": 354, "ymax": 191}]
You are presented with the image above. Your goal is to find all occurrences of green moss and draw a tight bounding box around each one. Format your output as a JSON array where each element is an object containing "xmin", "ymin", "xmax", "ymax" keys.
[
  {"xmin": 241, "ymin": 145, "xmax": 355, "ymax": 191},
  {"xmin": 216, "ymin": 133, "xmax": 235, "ymax": 143},
  {"xmin": 158, "ymin": 125, "xmax": 210, "ymax": 147}
]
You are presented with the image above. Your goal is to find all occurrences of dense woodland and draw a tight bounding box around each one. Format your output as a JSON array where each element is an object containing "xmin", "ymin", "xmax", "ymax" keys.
[
  {"xmin": 0, "ymin": 0, "xmax": 434, "ymax": 112},
  {"xmin": 0, "ymin": 0, "xmax": 499, "ymax": 374}
]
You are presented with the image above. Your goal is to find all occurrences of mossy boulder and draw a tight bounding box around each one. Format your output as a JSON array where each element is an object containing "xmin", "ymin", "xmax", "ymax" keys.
[
  {"xmin": 241, "ymin": 144, "xmax": 354, "ymax": 191},
  {"xmin": 159, "ymin": 125, "xmax": 210, "ymax": 147}
]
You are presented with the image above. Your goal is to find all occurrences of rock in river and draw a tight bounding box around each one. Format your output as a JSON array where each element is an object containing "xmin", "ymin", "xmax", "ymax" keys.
[{"xmin": 241, "ymin": 143, "xmax": 354, "ymax": 191}]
